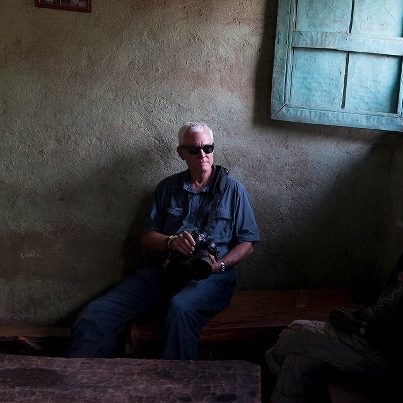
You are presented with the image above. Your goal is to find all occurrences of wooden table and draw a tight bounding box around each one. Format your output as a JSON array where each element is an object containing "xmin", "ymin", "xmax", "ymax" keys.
[{"xmin": 0, "ymin": 354, "xmax": 260, "ymax": 402}]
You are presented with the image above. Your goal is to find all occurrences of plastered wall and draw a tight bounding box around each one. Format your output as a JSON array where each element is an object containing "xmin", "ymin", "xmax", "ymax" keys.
[{"xmin": 1, "ymin": 0, "xmax": 402, "ymax": 325}]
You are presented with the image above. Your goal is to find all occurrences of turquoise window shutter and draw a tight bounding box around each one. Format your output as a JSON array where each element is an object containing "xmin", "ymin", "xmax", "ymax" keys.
[{"xmin": 271, "ymin": 0, "xmax": 403, "ymax": 132}]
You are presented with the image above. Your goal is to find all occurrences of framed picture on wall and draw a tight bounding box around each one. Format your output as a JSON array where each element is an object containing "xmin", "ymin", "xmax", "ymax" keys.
[{"xmin": 35, "ymin": 0, "xmax": 91, "ymax": 13}]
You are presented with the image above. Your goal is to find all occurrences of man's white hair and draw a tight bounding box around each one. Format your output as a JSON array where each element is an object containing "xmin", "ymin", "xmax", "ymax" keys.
[{"xmin": 178, "ymin": 122, "xmax": 214, "ymax": 145}]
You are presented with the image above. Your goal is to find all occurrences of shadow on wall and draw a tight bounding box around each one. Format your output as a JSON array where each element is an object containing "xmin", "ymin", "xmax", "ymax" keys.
[
  {"xmin": 247, "ymin": 0, "xmax": 402, "ymax": 301},
  {"xmin": 0, "ymin": 144, "xmax": 161, "ymax": 326},
  {"xmin": 242, "ymin": 130, "xmax": 401, "ymax": 304},
  {"xmin": 253, "ymin": 0, "xmax": 277, "ymax": 126},
  {"xmin": 120, "ymin": 193, "xmax": 153, "ymax": 275}
]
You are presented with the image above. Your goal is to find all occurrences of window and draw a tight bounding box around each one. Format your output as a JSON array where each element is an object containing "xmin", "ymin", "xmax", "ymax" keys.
[{"xmin": 271, "ymin": 0, "xmax": 403, "ymax": 132}]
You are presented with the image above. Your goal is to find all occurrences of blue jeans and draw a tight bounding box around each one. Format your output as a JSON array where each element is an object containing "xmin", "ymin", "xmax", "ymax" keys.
[{"xmin": 65, "ymin": 265, "xmax": 236, "ymax": 360}]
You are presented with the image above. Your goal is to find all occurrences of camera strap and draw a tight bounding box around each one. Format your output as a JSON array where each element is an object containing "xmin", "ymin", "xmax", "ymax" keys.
[
  {"xmin": 202, "ymin": 164, "xmax": 229, "ymax": 232},
  {"xmin": 163, "ymin": 165, "xmax": 229, "ymax": 270}
]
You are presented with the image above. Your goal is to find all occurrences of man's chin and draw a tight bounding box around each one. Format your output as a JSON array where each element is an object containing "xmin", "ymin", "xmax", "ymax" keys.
[
  {"xmin": 188, "ymin": 162, "xmax": 213, "ymax": 172},
  {"xmin": 200, "ymin": 163, "xmax": 212, "ymax": 170}
]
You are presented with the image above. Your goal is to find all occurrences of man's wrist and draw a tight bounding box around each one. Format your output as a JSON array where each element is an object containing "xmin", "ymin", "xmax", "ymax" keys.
[
  {"xmin": 167, "ymin": 235, "xmax": 178, "ymax": 250},
  {"xmin": 218, "ymin": 260, "xmax": 225, "ymax": 272}
]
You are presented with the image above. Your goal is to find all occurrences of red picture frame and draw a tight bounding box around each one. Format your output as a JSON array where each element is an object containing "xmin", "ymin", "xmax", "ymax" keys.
[{"xmin": 35, "ymin": 0, "xmax": 91, "ymax": 13}]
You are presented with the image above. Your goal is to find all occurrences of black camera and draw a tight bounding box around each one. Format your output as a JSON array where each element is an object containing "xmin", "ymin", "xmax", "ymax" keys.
[{"xmin": 189, "ymin": 229, "xmax": 219, "ymax": 280}]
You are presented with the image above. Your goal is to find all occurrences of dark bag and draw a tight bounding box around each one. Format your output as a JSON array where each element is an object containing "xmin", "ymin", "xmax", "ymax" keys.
[
  {"xmin": 330, "ymin": 253, "xmax": 403, "ymax": 338},
  {"xmin": 329, "ymin": 307, "xmax": 368, "ymax": 336}
]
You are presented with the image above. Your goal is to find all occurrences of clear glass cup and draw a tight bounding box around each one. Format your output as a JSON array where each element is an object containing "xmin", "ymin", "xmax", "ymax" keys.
[{"xmin": 296, "ymin": 288, "xmax": 308, "ymax": 309}]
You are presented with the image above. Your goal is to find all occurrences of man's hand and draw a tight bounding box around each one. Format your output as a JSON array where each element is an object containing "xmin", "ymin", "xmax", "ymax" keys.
[
  {"xmin": 169, "ymin": 231, "xmax": 195, "ymax": 255},
  {"xmin": 142, "ymin": 230, "xmax": 196, "ymax": 253},
  {"xmin": 208, "ymin": 254, "xmax": 221, "ymax": 273}
]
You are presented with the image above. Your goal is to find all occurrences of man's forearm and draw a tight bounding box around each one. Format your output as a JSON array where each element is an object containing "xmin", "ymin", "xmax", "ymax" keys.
[
  {"xmin": 141, "ymin": 231, "xmax": 170, "ymax": 252},
  {"xmin": 221, "ymin": 242, "xmax": 253, "ymax": 269}
]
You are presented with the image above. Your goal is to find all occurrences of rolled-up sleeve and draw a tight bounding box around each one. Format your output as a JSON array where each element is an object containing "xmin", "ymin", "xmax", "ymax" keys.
[{"xmin": 232, "ymin": 181, "xmax": 260, "ymax": 244}]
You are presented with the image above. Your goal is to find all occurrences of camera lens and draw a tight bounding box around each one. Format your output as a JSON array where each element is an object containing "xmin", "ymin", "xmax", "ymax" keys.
[{"xmin": 190, "ymin": 251, "xmax": 212, "ymax": 280}]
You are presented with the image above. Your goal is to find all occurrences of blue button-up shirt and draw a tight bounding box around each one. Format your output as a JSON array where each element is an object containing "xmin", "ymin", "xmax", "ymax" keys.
[{"xmin": 143, "ymin": 168, "xmax": 260, "ymax": 263}]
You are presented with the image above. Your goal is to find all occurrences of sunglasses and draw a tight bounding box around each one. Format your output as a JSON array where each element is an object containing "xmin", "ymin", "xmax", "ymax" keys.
[{"xmin": 179, "ymin": 143, "xmax": 214, "ymax": 155}]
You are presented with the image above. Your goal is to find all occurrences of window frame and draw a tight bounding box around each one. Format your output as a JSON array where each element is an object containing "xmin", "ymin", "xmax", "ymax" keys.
[{"xmin": 271, "ymin": 0, "xmax": 403, "ymax": 132}]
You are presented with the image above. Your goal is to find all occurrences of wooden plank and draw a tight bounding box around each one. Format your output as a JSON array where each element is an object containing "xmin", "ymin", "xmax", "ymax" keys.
[
  {"xmin": 398, "ymin": 64, "xmax": 403, "ymax": 115},
  {"xmin": 292, "ymin": 31, "xmax": 403, "ymax": 56},
  {"xmin": 273, "ymin": 104, "xmax": 403, "ymax": 132},
  {"xmin": 0, "ymin": 326, "xmax": 70, "ymax": 338},
  {"xmin": 270, "ymin": 0, "xmax": 295, "ymax": 115}
]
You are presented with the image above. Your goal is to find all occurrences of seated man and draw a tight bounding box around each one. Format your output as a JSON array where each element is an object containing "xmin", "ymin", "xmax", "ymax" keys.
[
  {"xmin": 266, "ymin": 253, "xmax": 403, "ymax": 403},
  {"xmin": 65, "ymin": 122, "xmax": 260, "ymax": 360}
]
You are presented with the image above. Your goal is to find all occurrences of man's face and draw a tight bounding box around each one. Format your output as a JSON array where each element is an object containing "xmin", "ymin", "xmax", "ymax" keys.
[{"xmin": 177, "ymin": 129, "xmax": 214, "ymax": 172}]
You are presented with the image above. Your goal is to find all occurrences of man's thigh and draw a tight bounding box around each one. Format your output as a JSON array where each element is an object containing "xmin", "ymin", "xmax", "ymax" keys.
[
  {"xmin": 94, "ymin": 266, "xmax": 169, "ymax": 317},
  {"xmin": 170, "ymin": 270, "xmax": 237, "ymax": 316}
]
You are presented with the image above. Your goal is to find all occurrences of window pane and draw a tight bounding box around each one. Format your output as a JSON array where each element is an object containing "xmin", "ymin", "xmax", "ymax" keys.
[
  {"xmin": 345, "ymin": 53, "xmax": 401, "ymax": 113},
  {"xmin": 296, "ymin": 0, "xmax": 352, "ymax": 32},
  {"xmin": 353, "ymin": 0, "xmax": 403, "ymax": 36},
  {"xmin": 290, "ymin": 49, "xmax": 346, "ymax": 108}
]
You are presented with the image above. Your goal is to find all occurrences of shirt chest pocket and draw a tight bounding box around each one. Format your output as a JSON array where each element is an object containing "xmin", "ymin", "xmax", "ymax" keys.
[
  {"xmin": 164, "ymin": 207, "xmax": 184, "ymax": 232},
  {"xmin": 213, "ymin": 207, "xmax": 233, "ymax": 242}
]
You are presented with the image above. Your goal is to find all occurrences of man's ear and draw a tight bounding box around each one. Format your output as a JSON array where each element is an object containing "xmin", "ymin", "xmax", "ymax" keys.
[{"xmin": 177, "ymin": 146, "xmax": 185, "ymax": 160}]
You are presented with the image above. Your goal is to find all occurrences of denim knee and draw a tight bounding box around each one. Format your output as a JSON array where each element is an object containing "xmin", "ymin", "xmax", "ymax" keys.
[
  {"xmin": 76, "ymin": 298, "xmax": 110, "ymax": 322},
  {"xmin": 167, "ymin": 294, "xmax": 195, "ymax": 319}
]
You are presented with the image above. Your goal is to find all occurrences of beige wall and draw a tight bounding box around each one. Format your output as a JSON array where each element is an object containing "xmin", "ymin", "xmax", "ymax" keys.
[{"xmin": 1, "ymin": 0, "xmax": 402, "ymax": 325}]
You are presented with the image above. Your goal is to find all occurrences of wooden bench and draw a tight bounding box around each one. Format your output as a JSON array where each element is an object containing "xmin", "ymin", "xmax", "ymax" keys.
[
  {"xmin": 0, "ymin": 289, "xmax": 354, "ymax": 358},
  {"xmin": 130, "ymin": 288, "xmax": 355, "ymax": 355},
  {"xmin": 0, "ymin": 326, "xmax": 70, "ymax": 339},
  {"xmin": 0, "ymin": 326, "xmax": 70, "ymax": 353}
]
